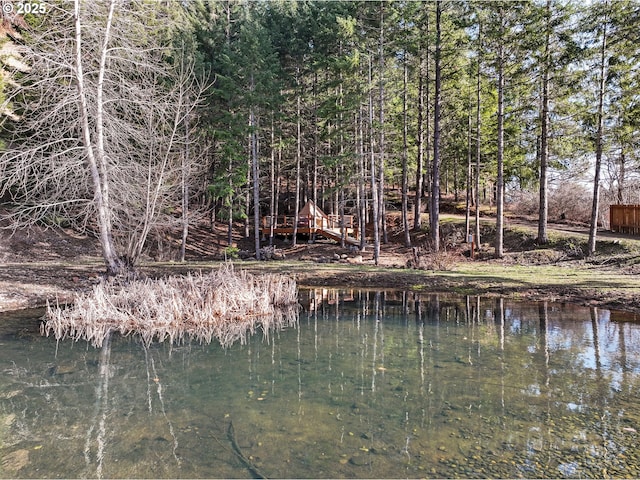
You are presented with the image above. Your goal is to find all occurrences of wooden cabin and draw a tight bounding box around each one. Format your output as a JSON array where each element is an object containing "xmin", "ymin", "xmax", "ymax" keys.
[{"xmin": 261, "ymin": 200, "xmax": 359, "ymax": 245}]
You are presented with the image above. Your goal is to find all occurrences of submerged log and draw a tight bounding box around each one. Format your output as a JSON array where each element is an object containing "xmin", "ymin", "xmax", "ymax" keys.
[
  {"xmin": 42, "ymin": 264, "xmax": 299, "ymax": 348},
  {"xmin": 227, "ymin": 421, "xmax": 267, "ymax": 479}
]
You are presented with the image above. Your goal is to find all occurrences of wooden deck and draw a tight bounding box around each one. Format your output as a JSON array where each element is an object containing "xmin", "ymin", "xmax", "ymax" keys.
[{"xmin": 261, "ymin": 214, "xmax": 360, "ymax": 246}]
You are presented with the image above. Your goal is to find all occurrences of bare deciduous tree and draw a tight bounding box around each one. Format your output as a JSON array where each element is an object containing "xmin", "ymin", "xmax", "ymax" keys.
[{"xmin": 0, "ymin": 0, "xmax": 207, "ymax": 276}]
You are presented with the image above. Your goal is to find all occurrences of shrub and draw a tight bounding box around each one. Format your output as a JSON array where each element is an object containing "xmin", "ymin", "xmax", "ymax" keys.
[
  {"xmin": 510, "ymin": 184, "xmax": 593, "ymax": 224},
  {"xmin": 223, "ymin": 246, "xmax": 239, "ymax": 260},
  {"xmin": 407, "ymin": 245, "xmax": 459, "ymax": 271}
]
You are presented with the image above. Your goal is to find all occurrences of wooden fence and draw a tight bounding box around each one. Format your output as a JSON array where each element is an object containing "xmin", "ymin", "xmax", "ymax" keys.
[{"xmin": 610, "ymin": 205, "xmax": 640, "ymax": 235}]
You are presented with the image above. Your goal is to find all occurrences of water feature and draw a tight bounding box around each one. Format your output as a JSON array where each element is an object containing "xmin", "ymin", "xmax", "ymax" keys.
[{"xmin": 1, "ymin": 290, "xmax": 640, "ymax": 478}]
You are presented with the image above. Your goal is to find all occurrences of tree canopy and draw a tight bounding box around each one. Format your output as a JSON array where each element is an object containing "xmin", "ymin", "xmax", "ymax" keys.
[{"xmin": 1, "ymin": 0, "xmax": 638, "ymax": 269}]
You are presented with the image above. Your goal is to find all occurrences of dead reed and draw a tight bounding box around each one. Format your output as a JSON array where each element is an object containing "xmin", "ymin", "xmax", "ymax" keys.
[{"xmin": 42, "ymin": 264, "xmax": 299, "ymax": 348}]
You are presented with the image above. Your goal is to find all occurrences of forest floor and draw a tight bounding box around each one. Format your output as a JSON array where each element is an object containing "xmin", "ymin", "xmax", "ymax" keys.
[{"xmin": 2, "ymin": 205, "xmax": 640, "ymax": 317}]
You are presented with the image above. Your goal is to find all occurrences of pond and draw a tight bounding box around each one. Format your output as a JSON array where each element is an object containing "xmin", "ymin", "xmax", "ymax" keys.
[{"xmin": 1, "ymin": 289, "xmax": 640, "ymax": 478}]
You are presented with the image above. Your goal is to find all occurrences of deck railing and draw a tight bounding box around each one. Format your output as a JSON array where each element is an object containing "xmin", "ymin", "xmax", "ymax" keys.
[
  {"xmin": 610, "ymin": 205, "xmax": 640, "ymax": 235},
  {"xmin": 262, "ymin": 214, "xmax": 355, "ymax": 230}
]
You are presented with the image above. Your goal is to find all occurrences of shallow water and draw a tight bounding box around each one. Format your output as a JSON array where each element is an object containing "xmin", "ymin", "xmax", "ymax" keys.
[{"xmin": 1, "ymin": 290, "xmax": 640, "ymax": 478}]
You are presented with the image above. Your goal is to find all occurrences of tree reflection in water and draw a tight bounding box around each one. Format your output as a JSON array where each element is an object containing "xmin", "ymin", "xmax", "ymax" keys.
[
  {"xmin": 1, "ymin": 292, "xmax": 640, "ymax": 478},
  {"xmin": 83, "ymin": 331, "xmax": 111, "ymax": 479}
]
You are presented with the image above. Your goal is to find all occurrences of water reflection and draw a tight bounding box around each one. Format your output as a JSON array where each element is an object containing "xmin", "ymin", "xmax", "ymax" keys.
[{"xmin": 1, "ymin": 292, "xmax": 640, "ymax": 478}]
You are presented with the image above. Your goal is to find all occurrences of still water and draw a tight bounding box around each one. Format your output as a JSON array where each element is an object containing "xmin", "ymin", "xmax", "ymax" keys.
[{"xmin": 1, "ymin": 290, "xmax": 640, "ymax": 478}]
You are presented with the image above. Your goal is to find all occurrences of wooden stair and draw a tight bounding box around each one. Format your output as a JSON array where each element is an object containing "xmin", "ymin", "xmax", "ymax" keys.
[{"xmin": 315, "ymin": 227, "xmax": 360, "ymax": 246}]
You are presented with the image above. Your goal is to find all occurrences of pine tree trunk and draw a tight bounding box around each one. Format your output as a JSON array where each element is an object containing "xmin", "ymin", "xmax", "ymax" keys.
[
  {"xmin": 292, "ymin": 75, "xmax": 302, "ymax": 247},
  {"xmin": 474, "ymin": 25, "xmax": 482, "ymax": 252},
  {"xmin": 357, "ymin": 110, "xmax": 367, "ymax": 251},
  {"xmin": 313, "ymin": 72, "xmax": 319, "ymax": 212},
  {"xmin": 414, "ymin": 6, "xmax": 428, "ymax": 232},
  {"xmin": 430, "ymin": 0, "xmax": 442, "ymax": 252},
  {"xmin": 368, "ymin": 57, "xmax": 380, "ymax": 265},
  {"xmin": 465, "ymin": 103, "xmax": 472, "ymax": 242},
  {"xmin": 588, "ymin": 9, "xmax": 608, "ymax": 256},
  {"xmin": 244, "ymin": 160, "xmax": 250, "ymax": 239},
  {"xmin": 537, "ymin": 0, "xmax": 551, "ymax": 245},
  {"xmin": 250, "ymin": 105, "xmax": 261, "ymax": 260},
  {"xmin": 402, "ymin": 54, "xmax": 411, "ymax": 247},
  {"xmin": 227, "ymin": 172, "xmax": 233, "ymax": 246},
  {"xmin": 414, "ymin": 51, "xmax": 425, "ymax": 231},
  {"xmin": 269, "ymin": 117, "xmax": 276, "ymax": 246},
  {"xmin": 269, "ymin": 113, "xmax": 276, "ymax": 246},
  {"xmin": 378, "ymin": 3, "xmax": 387, "ymax": 246},
  {"xmin": 495, "ymin": 7, "xmax": 505, "ymax": 259},
  {"xmin": 617, "ymin": 149, "xmax": 626, "ymax": 204},
  {"xmin": 338, "ymin": 65, "xmax": 347, "ymax": 248}
]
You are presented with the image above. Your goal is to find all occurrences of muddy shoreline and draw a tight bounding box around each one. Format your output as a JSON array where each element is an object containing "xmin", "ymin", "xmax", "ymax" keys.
[{"xmin": 2, "ymin": 258, "xmax": 639, "ymax": 318}]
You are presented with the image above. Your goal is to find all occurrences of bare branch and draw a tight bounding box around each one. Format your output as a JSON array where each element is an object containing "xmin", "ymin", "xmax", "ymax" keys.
[{"xmin": 0, "ymin": 1, "xmax": 210, "ymax": 274}]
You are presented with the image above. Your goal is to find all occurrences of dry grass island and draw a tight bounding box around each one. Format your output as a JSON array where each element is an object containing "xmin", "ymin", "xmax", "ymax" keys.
[{"xmin": 42, "ymin": 264, "xmax": 299, "ymax": 348}]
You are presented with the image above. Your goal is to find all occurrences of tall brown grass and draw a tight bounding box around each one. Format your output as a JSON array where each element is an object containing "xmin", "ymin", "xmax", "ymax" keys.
[{"xmin": 42, "ymin": 264, "xmax": 299, "ymax": 348}]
